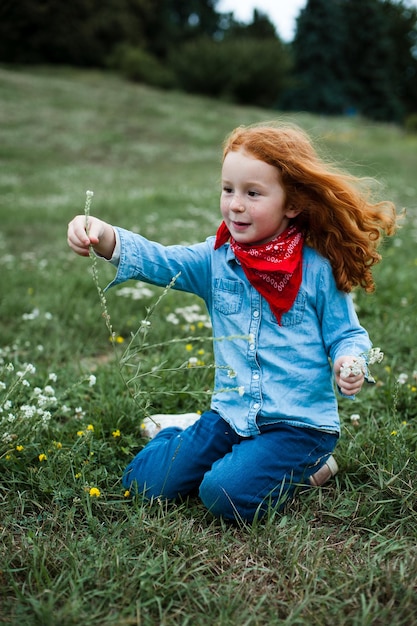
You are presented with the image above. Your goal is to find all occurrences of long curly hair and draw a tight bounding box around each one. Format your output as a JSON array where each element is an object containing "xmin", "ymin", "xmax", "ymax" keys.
[{"xmin": 223, "ymin": 122, "xmax": 398, "ymax": 293}]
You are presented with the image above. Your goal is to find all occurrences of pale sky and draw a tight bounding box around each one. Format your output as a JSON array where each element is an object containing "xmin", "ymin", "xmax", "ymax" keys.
[
  {"xmin": 217, "ymin": 0, "xmax": 308, "ymax": 41},
  {"xmin": 217, "ymin": 0, "xmax": 417, "ymax": 42}
]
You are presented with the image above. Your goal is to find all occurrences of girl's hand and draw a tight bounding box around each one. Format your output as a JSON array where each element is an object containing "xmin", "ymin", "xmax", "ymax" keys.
[
  {"xmin": 67, "ymin": 215, "xmax": 116, "ymax": 259},
  {"xmin": 334, "ymin": 355, "xmax": 365, "ymax": 396}
]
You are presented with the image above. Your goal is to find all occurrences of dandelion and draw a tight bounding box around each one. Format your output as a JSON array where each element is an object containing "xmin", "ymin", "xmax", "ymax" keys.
[
  {"xmin": 77, "ymin": 430, "xmax": 85, "ymax": 437},
  {"xmin": 16, "ymin": 445, "xmax": 24, "ymax": 452},
  {"xmin": 89, "ymin": 487, "xmax": 101, "ymax": 498},
  {"xmin": 185, "ymin": 344, "xmax": 193, "ymax": 352},
  {"xmin": 112, "ymin": 429, "xmax": 121, "ymax": 438},
  {"xmin": 38, "ymin": 453, "xmax": 47, "ymax": 462},
  {"xmin": 87, "ymin": 424, "xmax": 94, "ymax": 432}
]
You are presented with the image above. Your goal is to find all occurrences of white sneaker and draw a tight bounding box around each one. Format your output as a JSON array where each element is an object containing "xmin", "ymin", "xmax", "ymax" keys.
[
  {"xmin": 141, "ymin": 412, "xmax": 201, "ymax": 439},
  {"xmin": 309, "ymin": 455, "xmax": 338, "ymax": 487}
]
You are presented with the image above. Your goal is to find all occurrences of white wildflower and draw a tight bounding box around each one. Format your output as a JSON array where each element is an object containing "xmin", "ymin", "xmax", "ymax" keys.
[
  {"xmin": 88, "ymin": 374, "xmax": 96, "ymax": 387},
  {"xmin": 21, "ymin": 404, "xmax": 37, "ymax": 419},
  {"xmin": 43, "ymin": 385, "xmax": 55, "ymax": 396},
  {"xmin": 397, "ymin": 373, "xmax": 408, "ymax": 385},
  {"xmin": 367, "ymin": 348, "xmax": 384, "ymax": 365},
  {"xmin": 48, "ymin": 373, "xmax": 58, "ymax": 382},
  {"xmin": 340, "ymin": 357, "xmax": 365, "ymax": 379}
]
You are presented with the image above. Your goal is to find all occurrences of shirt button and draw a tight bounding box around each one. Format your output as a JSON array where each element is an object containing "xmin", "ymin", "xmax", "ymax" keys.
[
  {"xmin": 253, "ymin": 402, "xmax": 260, "ymax": 409},
  {"xmin": 253, "ymin": 373, "xmax": 259, "ymax": 380},
  {"xmin": 253, "ymin": 310, "xmax": 259, "ymax": 318},
  {"xmin": 249, "ymin": 343, "xmax": 255, "ymax": 351}
]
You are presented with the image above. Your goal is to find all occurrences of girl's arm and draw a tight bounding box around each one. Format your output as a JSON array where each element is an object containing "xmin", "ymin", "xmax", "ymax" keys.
[{"xmin": 67, "ymin": 215, "xmax": 116, "ymax": 259}]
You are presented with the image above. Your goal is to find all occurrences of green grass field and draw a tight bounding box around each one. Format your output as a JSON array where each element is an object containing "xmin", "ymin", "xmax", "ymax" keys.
[{"xmin": 0, "ymin": 66, "xmax": 416, "ymax": 625}]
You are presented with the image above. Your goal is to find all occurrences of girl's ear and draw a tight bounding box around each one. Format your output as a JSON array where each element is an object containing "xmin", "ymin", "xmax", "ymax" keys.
[{"xmin": 285, "ymin": 205, "xmax": 302, "ymax": 219}]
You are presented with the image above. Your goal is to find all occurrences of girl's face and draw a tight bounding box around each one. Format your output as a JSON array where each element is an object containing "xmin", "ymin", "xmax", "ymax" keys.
[{"xmin": 220, "ymin": 148, "xmax": 299, "ymax": 245}]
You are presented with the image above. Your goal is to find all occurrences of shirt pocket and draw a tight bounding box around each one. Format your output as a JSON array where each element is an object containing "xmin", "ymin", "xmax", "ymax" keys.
[
  {"xmin": 271, "ymin": 288, "xmax": 307, "ymax": 327},
  {"xmin": 213, "ymin": 278, "xmax": 244, "ymax": 315}
]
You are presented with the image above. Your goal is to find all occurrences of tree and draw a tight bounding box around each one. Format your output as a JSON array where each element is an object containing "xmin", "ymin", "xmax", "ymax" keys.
[
  {"xmin": 283, "ymin": 0, "xmax": 349, "ymax": 114},
  {"xmin": 286, "ymin": 0, "xmax": 417, "ymax": 121}
]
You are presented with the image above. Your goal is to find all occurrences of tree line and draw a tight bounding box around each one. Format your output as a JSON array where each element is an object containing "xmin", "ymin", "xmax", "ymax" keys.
[{"xmin": 1, "ymin": 0, "xmax": 416, "ymax": 123}]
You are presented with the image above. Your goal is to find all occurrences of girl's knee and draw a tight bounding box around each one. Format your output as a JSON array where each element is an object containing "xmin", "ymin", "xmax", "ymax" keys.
[
  {"xmin": 199, "ymin": 470, "xmax": 292, "ymax": 523},
  {"xmin": 199, "ymin": 471, "xmax": 255, "ymax": 521}
]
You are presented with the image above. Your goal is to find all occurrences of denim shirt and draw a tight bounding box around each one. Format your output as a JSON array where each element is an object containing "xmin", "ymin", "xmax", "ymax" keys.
[{"xmin": 107, "ymin": 227, "xmax": 371, "ymax": 437}]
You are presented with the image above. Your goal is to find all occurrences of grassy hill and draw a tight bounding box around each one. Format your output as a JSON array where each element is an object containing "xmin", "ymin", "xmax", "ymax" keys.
[{"xmin": 0, "ymin": 66, "xmax": 416, "ymax": 625}]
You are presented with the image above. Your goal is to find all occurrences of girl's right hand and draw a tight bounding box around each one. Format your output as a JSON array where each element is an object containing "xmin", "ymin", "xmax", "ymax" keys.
[{"xmin": 67, "ymin": 215, "xmax": 116, "ymax": 259}]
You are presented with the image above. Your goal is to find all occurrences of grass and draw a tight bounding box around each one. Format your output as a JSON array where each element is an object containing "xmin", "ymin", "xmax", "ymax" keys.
[{"xmin": 0, "ymin": 65, "xmax": 417, "ymax": 625}]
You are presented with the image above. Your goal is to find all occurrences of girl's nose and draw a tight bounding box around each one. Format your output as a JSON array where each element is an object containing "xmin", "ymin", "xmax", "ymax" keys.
[{"xmin": 229, "ymin": 194, "xmax": 244, "ymax": 211}]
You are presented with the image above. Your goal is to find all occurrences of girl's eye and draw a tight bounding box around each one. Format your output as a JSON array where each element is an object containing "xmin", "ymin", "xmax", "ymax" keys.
[
  {"xmin": 223, "ymin": 186, "xmax": 233, "ymax": 193},
  {"xmin": 248, "ymin": 190, "xmax": 259, "ymax": 197}
]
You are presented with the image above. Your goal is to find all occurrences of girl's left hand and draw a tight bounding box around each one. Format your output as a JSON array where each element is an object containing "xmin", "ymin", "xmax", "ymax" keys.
[{"xmin": 334, "ymin": 356, "xmax": 365, "ymax": 396}]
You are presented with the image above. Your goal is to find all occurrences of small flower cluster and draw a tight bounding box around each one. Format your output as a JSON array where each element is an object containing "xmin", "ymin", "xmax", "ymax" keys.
[
  {"xmin": 340, "ymin": 347, "xmax": 384, "ymax": 383},
  {"xmin": 166, "ymin": 304, "xmax": 211, "ymax": 329},
  {"xmin": 0, "ymin": 349, "xmax": 97, "ymax": 455}
]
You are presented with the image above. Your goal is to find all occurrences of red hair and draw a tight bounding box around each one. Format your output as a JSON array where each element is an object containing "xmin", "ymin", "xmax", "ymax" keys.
[{"xmin": 223, "ymin": 122, "xmax": 398, "ymax": 293}]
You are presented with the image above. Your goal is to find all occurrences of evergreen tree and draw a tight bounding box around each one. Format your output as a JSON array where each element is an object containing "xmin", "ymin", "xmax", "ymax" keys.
[
  {"xmin": 343, "ymin": 0, "xmax": 403, "ymax": 121},
  {"xmin": 287, "ymin": 0, "xmax": 416, "ymax": 121},
  {"xmin": 285, "ymin": 0, "xmax": 348, "ymax": 114}
]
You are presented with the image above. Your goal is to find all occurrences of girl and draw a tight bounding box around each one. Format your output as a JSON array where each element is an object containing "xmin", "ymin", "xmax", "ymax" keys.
[{"xmin": 67, "ymin": 122, "xmax": 397, "ymax": 523}]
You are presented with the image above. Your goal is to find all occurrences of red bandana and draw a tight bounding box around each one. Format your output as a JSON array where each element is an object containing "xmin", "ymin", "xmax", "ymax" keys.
[{"xmin": 214, "ymin": 222, "xmax": 304, "ymax": 324}]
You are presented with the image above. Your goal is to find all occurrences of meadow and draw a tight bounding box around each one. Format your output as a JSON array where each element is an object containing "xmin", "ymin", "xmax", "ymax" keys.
[{"xmin": 0, "ymin": 65, "xmax": 416, "ymax": 625}]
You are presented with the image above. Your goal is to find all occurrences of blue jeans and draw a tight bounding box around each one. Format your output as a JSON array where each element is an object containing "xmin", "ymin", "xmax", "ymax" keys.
[{"xmin": 122, "ymin": 410, "xmax": 338, "ymax": 523}]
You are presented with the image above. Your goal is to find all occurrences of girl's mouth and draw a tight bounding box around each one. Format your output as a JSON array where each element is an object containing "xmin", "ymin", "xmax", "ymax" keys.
[{"xmin": 231, "ymin": 221, "xmax": 250, "ymax": 231}]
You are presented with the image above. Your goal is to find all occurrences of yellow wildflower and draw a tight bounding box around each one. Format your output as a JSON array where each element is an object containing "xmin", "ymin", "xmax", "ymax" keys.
[
  {"xmin": 185, "ymin": 343, "xmax": 193, "ymax": 351},
  {"xmin": 53, "ymin": 441, "xmax": 62, "ymax": 449},
  {"xmin": 124, "ymin": 490, "xmax": 130, "ymax": 498},
  {"xmin": 77, "ymin": 430, "xmax": 85, "ymax": 437},
  {"xmin": 87, "ymin": 424, "xmax": 94, "ymax": 432},
  {"xmin": 109, "ymin": 334, "xmax": 124, "ymax": 344},
  {"xmin": 16, "ymin": 445, "xmax": 24, "ymax": 452},
  {"xmin": 391, "ymin": 430, "xmax": 398, "ymax": 436},
  {"xmin": 89, "ymin": 487, "xmax": 101, "ymax": 498},
  {"xmin": 75, "ymin": 473, "xmax": 81, "ymax": 479},
  {"xmin": 112, "ymin": 429, "xmax": 121, "ymax": 438},
  {"xmin": 38, "ymin": 453, "xmax": 47, "ymax": 462}
]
